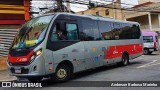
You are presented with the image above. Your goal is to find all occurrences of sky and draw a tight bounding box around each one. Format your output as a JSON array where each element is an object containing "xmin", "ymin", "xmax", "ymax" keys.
[{"xmin": 31, "ymin": 0, "xmax": 138, "ymax": 15}]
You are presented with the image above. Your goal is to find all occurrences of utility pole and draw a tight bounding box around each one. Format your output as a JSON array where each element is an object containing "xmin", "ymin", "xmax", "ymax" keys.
[
  {"xmin": 66, "ymin": 0, "xmax": 71, "ymax": 13},
  {"xmin": 56, "ymin": 0, "xmax": 63, "ymax": 12},
  {"xmin": 112, "ymin": 0, "xmax": 116, "ymax": 19}
]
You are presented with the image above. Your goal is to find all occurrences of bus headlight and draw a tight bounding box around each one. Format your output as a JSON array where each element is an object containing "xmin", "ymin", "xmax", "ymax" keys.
[
  {"xmin": 30, "ymin": 49, "xmax": 42, "ymax": 63},
  {"xmin": 36, "ymin": 49, "xmax": 42, "ymax": 56}
]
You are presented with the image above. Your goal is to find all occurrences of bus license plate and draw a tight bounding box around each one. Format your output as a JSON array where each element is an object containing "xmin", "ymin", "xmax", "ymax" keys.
[{"xmin": 15, "ymin": 67, "xmax": 21, "ymax": 74}]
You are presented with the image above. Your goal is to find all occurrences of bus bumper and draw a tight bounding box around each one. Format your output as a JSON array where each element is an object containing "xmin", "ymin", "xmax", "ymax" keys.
[{"xmin": 7, "ymin": 55, "xmax": 46, "ymax": 77}]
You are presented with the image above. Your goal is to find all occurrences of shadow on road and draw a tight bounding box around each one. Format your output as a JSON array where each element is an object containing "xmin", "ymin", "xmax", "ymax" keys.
[{"xmin": 41, "ymin": 61, "xmax": 143, "ymax": 87}]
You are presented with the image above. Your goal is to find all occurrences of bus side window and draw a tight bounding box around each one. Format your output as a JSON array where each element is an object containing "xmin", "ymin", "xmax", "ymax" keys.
[
  {"xmin": 66, "ymin": 23, "xmax": 78, "ymax": 40},
  {"xmin": 51, "ymin": 22, "xmax": 67, "ymax": 41},
  {"xmin": 51, "ymin": 25, "xmax": 58, "ymax": 41},
  {"xmin": 99, "ymin": 21, "xmax": 113, "ymax": 40},
  {"xmin": 80, "ymin": 19, "xmax": 100, "ymax": 41}
]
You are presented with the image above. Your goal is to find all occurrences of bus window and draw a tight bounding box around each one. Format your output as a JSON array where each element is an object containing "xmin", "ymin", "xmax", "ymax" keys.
[
  {"xmin": 51, "ymin": 22, "xmax": 67, "ymax": 41},
  {"xmin": 119, "ymin": 23, "xmax": 132, "ymax": 39},
  {"xmin": 51, "ymin": 22, "xmax": 79, "ymax": 41},
  {"xmin": 113, "ymin": 23, "xmax": 120, "ymax": 40},
  {"xmin": 99, "ymin": 21, "xmax": 113, "ymax": 40},
  {"xmin": 131, "ymin": 24, "xmax": 141, "ymax": 39},
  {"xmin": 66, "ymin": 23, "xmax": 78, "ymax": 40},
  {"xmin": 80, "ymin": 19, "xmax": 100, "ymax": 41}
]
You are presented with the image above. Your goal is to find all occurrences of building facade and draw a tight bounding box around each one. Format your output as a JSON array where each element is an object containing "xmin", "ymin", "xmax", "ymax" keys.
[
  {"xmin": 76, "ymin": 2, "xmax": 125, "ymax": 20},
  {"xmin": 0, "ymin": 0, "xmax": 30, "ymax": 29},
  {"xmin": 124, "ymin": 2, "xmax": 160, "ymax": 32}
]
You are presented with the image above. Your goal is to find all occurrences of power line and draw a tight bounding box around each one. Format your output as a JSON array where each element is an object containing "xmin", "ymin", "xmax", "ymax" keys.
[{"xmin": 29, "ymin": 0, "xmax": 160, "ymax": 16}]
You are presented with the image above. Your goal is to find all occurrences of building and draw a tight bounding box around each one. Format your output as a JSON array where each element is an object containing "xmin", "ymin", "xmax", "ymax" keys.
[
  {"xmin": 124, "ymin": 2, "xmax": 160, "ymax": 32},
  {"xmin": 76, "ymin": 2, "xmax": 125, "ymax": 20},
  {"xmin": 0, "ymin": 0, "xmax": 30, "ymax": 57},
  {"xmin": 0, "ymin": 0, "xmax": 30, "ymax": 29}
]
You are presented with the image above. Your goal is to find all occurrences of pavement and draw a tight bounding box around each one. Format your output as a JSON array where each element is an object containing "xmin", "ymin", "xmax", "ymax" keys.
[
  {"xmin": 0, "ymin": 70, "xmax": 17, "ymax": 81},
  {"xmin": 0, "ymin": 57, "xmax": 7, "ymax": 71},
  {"xmin": 0, "ymin": 57, "xmax": 17, "ymax": 81}
]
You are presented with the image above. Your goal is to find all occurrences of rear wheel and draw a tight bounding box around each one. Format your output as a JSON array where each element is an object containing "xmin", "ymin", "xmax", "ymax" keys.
[
  {"xmin": 120, "ymin": 53, "xmax": 129, "ymax": 66},
  {"xmin": 28, "ymin": 77, "xmax": 43, "ymax": 82},
  {"xmin": 143, "ymin": 49, "xmax": 149, "ymax": 55},
  {"xmin": 53, "ymin": 64, "xmax": 71, "ymax": 82}
]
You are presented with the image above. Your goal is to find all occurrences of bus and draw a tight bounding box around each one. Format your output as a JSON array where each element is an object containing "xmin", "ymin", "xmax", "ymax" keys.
[
  {"xmin": 7, "ymin": 13, "xmax": 143, "ymax": 82},
  {"xmin": 142, "ymin": 31, "xmax": 159, "ymax": 55}
]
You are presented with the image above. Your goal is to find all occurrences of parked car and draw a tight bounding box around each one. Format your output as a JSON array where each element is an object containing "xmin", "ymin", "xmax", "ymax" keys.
[{"xmin": 142, "ymin": 31, "xmax": 159, "ymax": 55}]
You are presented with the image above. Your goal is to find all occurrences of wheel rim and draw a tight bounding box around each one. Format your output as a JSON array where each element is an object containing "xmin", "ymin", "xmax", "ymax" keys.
[
  {"xmin": 57, "ymin": 68, "xmax": 67, "ymax": 79},
  {"xmin": 144, "ymin": 49, "xmax": 148, "ymax": 54},
  {"xmin": 123, "ymin": 55, "xmax": 128, "ymax": 65}
]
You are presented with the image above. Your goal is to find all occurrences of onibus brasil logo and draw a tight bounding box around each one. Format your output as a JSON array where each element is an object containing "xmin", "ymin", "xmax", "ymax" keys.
[{"xmin": 2, "ymin": 82, "xmax": 42, "ymax": 88}]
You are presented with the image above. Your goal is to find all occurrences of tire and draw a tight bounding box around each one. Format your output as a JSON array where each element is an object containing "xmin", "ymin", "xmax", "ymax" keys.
[
  {"xmin": 53, "ymin": 64, "xmax": 71, "ymax": 82},
  {"xmin": 143, "ymin": 49, "xmax": 149, "ymax": 55},
  {"xmin": 28, "ymin": 77, "xmax": 43, "ymax": 82},
  {"xmin": 121, "ymin": 53, "xmax": 129, "ymax": 66},
  {"xmin": 148, "ymin": 51, "xmax": 152, "ymax": 55}
]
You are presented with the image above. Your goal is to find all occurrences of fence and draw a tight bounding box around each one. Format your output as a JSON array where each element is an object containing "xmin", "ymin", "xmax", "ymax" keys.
[{"xmin": 0, "ymin": 29, "xmax": 18, "ymax": 57}]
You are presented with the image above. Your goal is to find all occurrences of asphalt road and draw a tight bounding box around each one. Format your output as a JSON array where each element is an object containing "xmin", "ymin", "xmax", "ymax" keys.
[
  {"xmin": 46, "ymin": 54, "xmax": 160, "ymax": 82},
  {"xmin": 1, "ymin": 53, "xmax": 160, "ymax": 90}
]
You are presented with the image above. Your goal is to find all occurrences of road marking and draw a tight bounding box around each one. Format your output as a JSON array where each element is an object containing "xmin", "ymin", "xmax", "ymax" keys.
[
  {"xmin": 137, "ymin": 60, "xmax": 157, "ymax": 68},
  {"xmin": 144, "ymin": 63, "xmax": 160, "ymax": 67}
]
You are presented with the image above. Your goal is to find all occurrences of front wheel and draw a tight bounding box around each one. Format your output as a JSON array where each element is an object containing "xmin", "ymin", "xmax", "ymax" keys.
[
  {"xmin": 143, "ymin": 49, "xmax": 149, "ymax": 55},
  {"xmin": 53, "ymin": 64, "xmax": 71, "ymax": 82}
]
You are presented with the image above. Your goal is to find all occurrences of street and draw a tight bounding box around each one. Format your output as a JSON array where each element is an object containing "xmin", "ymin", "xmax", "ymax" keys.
[
  {"xmin": 71, "ymin": 54, "xmax": 160, "ymax": 82},
  {"xmin": 1, "ymin": 53, "xmax": 160, "ymax": 90}
]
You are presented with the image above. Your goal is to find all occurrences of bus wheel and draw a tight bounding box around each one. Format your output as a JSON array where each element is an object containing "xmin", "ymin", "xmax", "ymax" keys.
[
  {"xmin": 121, "ymin": 53, "xmax": 129, "ymax": 66},
  {"xmin": 28, "ymin": 77, "xmax": 43, "ymax": 82},
  {"xmin": 143, "ymin": 49, "xmax": 149, "ymax": 55},
  {"xmin": 54, "ymin": 64, "xmax": 71, "ymax": 82}
]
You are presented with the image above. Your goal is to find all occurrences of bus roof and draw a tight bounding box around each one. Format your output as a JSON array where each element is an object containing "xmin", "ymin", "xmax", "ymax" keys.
[{"xmin": 43, "ymin": 12, "xmax": 139, "ymax": 25}]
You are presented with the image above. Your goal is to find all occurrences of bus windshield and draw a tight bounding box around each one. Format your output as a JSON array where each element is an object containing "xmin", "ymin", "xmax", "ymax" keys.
[
  {"xmin": 143, "ymin": 36, "xmax": 153, "ymax": 42},
  {"xmin": 11, "ymin": 15, "xmax": 53, "ymax": 49}
]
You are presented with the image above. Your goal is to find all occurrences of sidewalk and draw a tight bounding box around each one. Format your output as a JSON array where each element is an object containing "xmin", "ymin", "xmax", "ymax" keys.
[
  {"xmin": 0, "ymin": 57, "xmax": 7, "ymax": 71},
  {"xmin": 0, "ymin": 70, "xmax": 17, "ymax": 81},
  {"xmin": 0, "ymin": 57, "xmax": 17, "ymax": 81}
]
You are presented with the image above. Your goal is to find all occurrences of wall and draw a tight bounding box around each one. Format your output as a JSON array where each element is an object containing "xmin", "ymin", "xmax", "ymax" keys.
[
  {"xmin": 127, "ymin": 15, "xmax": 149, "ymax": 25},
  {"xmin": 0, "ymin": 0, "xmax": 30, "ymax": 29},
  {"xmin": 76, "ymin": 7, "xmax": 124, "ymax": 20}
]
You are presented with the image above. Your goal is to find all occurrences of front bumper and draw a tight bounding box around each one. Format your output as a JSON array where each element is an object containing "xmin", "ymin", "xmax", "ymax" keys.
[{"xmin": 7, "ymin": 55, "xmax": 45, "ymax": 77}]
